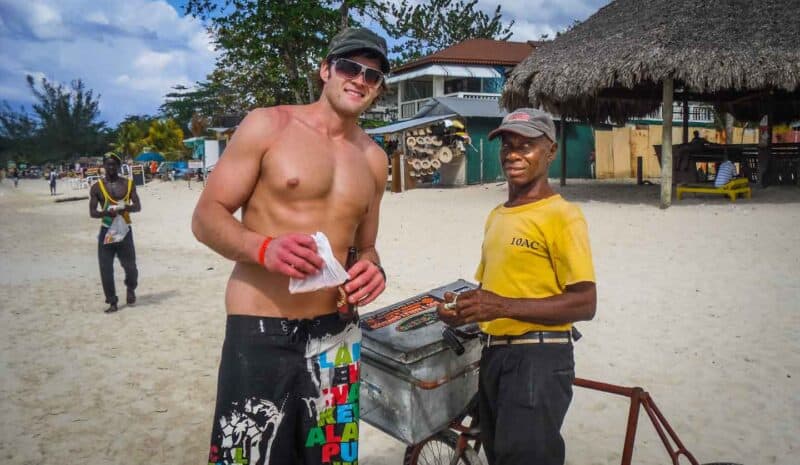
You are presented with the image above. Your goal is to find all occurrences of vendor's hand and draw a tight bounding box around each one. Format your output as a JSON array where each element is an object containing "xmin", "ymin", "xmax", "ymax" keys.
[
  {"xmin": 436, "ymin": 291, "xmax": 463, "ymax": 326},
  {"xmin": 343, "ymin": 260, "xmax": 386, "ymax": 306},
  {"xmin": 262, "ymin": 234, "xmax": 324, "ymax": 279},
  {"xmin": 437, "ymin": 289, "xmax": 503, "ymax": 326}
]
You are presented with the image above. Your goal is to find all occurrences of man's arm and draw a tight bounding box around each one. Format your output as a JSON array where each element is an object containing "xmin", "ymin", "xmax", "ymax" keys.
[
  {"xmin": 89, "ymin": 184, "xmax": 104, "ymax": 219},
  {"xmin": 343, "ymin": 143, "xmax": 388, "ymax": 306},
  {"xmin": 125, "ymin": 183, "xmax": 141, "ymax": 213},
  {"xmin": 191, "ymin": 108, "xmax": 322, "ymax": 278},
  {"xmin": 438, "ymin": 282, "xmax": 596, "ymax": 326}
]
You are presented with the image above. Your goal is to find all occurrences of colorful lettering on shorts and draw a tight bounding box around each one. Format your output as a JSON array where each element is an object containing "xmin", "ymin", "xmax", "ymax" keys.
[{"xmin": 307, "ymin": 341, "xmax": 360, "ymax": 464}]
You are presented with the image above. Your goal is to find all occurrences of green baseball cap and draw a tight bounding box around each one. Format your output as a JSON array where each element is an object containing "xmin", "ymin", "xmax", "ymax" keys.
[
  {"xmin": 327, "ymin": 27, "xmax": 390, "ymax": 73},
  {"xmin": 488, "ymin": 108, "xmax": 556, "ymax": 142},
  {"xmin": 104, "ymin": 152, "xmax": 122, "ymax": 164}
]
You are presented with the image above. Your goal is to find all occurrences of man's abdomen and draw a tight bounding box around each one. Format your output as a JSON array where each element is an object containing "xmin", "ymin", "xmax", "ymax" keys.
[{"xmin": 225, "ymin": 263, "xmax": 341, "ymax": 318}]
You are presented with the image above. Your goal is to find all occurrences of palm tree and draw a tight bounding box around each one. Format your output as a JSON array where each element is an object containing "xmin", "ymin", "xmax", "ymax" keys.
[
  {"xmin": 111, "ymin": 122, "xmax": 144, "ymax": 158},
  {"xmin": 146, "ymin": 119, "xmax": 187, "ymax": 161}
]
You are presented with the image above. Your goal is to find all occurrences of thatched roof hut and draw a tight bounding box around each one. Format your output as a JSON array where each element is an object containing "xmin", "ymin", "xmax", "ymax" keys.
[
  {"xmin": 502, "ymin": 0, "xmax": 800, "ymax": 207},
  {"xmin": 503, "ymin": 0, "xmax": 800, "ymax": 122}
]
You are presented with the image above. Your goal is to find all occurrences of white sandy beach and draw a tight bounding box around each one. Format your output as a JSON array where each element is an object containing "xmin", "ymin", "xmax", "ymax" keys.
[{"xmin": 1, "ymin": 175, "xmax": 798, "ymax": 465}]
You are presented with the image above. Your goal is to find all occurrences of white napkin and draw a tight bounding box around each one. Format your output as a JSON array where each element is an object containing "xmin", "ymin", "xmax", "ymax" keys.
[{"xmin": 288, "ymin": 232, "xmax": 350, "ymax": 294}]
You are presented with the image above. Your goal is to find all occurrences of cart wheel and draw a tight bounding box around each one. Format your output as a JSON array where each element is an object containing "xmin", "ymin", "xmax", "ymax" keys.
[{"xmin": 403, "ymin": 430, "xmax": 483, "ymax": 465}]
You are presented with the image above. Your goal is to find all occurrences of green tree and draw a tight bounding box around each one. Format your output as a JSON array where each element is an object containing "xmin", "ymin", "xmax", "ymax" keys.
[
  {"xmin": 185, "ymin": 0, "xmax": 345, "ymax": 106},
  {"xmin": 26, "ymin": 75, "xmax": 107, "ymax": 160},
  {"xmin": 111, "ymin": 121, "xmax": 145, "ymax": 159},
  {"xmin": 0, "ymin": 103, "xmax": 41, "ymax": 164},
  {"xmin": 145, "ymin": 119, "xmax": 187, "ymax": 160},
  {"xmin": 378, "ymin": 0, "xmax": 514, "ymax": 65},
  {"xmin": 160, "ymin": 80, "xmax": 236, "ymax": 128}
]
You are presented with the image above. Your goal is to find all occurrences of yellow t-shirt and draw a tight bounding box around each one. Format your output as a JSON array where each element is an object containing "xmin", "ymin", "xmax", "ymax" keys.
[{"xmin": 475, "ymin": 194, "xmax": 595, "ymax": 336}]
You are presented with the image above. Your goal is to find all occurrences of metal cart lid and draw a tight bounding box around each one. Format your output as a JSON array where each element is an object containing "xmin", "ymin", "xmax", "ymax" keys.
[{"xmin": 360, "ymin": 279, "xmax": 477, "ymax": 365}]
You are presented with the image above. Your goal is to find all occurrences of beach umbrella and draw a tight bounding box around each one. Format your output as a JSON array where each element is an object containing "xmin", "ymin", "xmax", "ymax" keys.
[{"xmin": 134, "ymin": 152, "xmax": 165, "ymax": 162}]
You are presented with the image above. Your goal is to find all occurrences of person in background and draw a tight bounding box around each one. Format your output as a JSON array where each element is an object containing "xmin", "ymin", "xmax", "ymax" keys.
[
  {"xmin": 89, "ymin": 153, "xmax": 141, "ymax": 313},
  {"xmin": 49, "ymin": 168, "xmax": 57, "ymax": 195},
  {"xmin": 714, "ymin": 157, "xmax": 736, "ymax": 187}
]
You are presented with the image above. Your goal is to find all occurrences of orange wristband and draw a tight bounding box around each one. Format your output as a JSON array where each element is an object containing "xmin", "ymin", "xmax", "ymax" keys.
[{"xmin": 258, "ymin": 237, "xmax": 273, "ymax": 266}]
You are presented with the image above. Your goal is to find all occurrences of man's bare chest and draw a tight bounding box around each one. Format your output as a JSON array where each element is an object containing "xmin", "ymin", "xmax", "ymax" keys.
[
  {"xmin": 100, "ymin": 178, "xmax": 129, "ymax": 201},
  {"xmin": 263, "ymin": 136, "xmax": 375, "ymax": 204}
]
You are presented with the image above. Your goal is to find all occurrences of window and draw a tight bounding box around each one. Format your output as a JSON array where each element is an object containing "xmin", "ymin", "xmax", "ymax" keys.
[
  {"xmin": 404, "ymin": 80, "xmax": 433, "ymax": 100},
  {"xmin": 444, "ymin": 77, "xmax": 481, "ymax": 94}
]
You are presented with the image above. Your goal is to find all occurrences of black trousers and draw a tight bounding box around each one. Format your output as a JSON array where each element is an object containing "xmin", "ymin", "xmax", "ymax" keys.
[
  {"xmin": 479, "ymin": 343, "xmax": 575, "ymax": 465},
  {"xmin": 97, "ymin": 227, "xmax": 138, "ymax": 304}
]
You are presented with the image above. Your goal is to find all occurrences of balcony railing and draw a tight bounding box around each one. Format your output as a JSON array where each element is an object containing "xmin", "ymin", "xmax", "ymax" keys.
[
  {"xmin": 443, "ymin": 92, "xmax": 500, "ymax": 100},
  {"xmin": 643, "ymin": 103, "xmax": 715, "ymax": 123},
  {"xmin": 400, "ymin": 98, "xmax": 430, "ymax": 119},
  {"xmin": 399, "ymin": 93, "xmax": 501, "ymax": 119}
]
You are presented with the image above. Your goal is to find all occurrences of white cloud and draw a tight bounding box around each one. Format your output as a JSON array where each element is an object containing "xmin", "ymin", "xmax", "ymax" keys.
[
  {"xmin": 509, "ymin": 21, "xmax": 559, "ymax": 42},
  {"xmin": 0, "ymin": 0, "xmax": 217, "ymax": 124},
  {"xmin": 474, "ymin": 0, "xmax": 610, "ymax": 40},
  {"xmin": 86, "ymin": 11, "xmax": 110, "ymax": 26},
  {"xmin": 134, "ymin": 50, "xmax": 176, "ymax": 72}
]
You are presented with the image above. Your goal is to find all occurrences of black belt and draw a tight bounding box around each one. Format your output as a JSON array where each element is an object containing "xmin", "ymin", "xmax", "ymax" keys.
[{"xmin": 483, "ymin": 331, "xmax": 572, "ymax": 346}]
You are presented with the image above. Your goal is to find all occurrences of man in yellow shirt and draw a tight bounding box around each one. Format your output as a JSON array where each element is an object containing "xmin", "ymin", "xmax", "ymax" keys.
[{"xmin": 438, "ymin": 108, "xmax": 596, "ymax": 465}]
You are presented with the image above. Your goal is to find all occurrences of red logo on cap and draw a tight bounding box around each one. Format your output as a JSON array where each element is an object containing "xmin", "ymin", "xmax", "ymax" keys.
[{"xmin": 508, "ymin": 113, "xmax": 530, "ymax": 122}]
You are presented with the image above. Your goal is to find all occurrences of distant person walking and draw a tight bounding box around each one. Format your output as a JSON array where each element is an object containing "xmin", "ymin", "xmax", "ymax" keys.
[
  {"xmin": 49, "ymin": 170, "xmax": 57, "ymax": 195},
  {"xmin": 12, "ymin": 168, "xmax": 20, "ymax": 187}
]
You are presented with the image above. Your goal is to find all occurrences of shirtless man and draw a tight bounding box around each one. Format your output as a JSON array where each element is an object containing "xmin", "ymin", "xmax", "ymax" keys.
[
  {"xmin": 89, "ymin": 153, "xmax": 141, "ymax": 313},
  {"xmin": 192, "ymin": 28, "xmax": 389, "ymax": 465}
]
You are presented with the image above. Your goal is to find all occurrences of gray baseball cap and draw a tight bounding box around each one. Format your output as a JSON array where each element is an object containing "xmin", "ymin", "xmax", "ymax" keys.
[
  {"xmin": 488, "ymin": 108, "xmax": 556, "ymax": 142},
  {"xmin": 327, "ymin": 27, "xmax": 390, "ymax": 73}
]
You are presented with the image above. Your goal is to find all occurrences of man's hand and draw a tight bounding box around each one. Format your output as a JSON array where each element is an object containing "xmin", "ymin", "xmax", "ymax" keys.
[
  {"xmin": 106, "ymin": 205, "xmax": 123, "ymax": 217},
  {"xmin": 436, "ymin": 289, "xmax": 504, "ymax": 326},
  {"xmin": 262, "ymin": 234, "xmax": 324, "ymax": 279},
  {"xmin": 343, "ymin": 260, "xmax": 386, "ymax": 306}
]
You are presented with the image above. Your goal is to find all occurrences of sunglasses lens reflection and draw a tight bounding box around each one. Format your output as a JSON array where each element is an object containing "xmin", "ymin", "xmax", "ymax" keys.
[{"xmin": 334, "ymin": 59, "xmax": 383, "ymax": 86}]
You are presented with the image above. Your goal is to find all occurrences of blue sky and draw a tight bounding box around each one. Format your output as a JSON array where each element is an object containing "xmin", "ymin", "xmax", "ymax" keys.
[{"xmin": 0, "ymin": 0, "xmax": 609, "ymax": 127}]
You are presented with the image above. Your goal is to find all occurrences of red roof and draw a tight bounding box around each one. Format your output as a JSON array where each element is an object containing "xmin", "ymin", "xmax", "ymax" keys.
[{"xmin": 392, "ymin": 39, "xmax": 539, "ymax": 74}]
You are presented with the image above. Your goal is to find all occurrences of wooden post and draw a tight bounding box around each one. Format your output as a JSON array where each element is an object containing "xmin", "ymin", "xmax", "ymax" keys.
[
  {"xmin": 637, "ymin": 156, "xmax": 643, "ymax": 185},
  {"xmin": 660, "ymin": 79, "xmax": 674, "ymax": 209},
  {"xmin": 391, "ymin": 151, "xmax": 402, "ymax": 193},
  {"xmin": 765, "ymin": 94, "xmax": 774, "ymax": 186},
  {"xmin": 560, "ymin": 119, "xmax": 567, "ymax": 186},
  {"xmin": 479, "ymin": 139, "xmax": 484, "ymax": 184},
  {"xmin": 682, "ymin": 93, "xmax": 689, "ymax": 144}
]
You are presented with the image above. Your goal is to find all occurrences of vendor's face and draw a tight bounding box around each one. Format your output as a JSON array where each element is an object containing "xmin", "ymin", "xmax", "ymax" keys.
[
  {"xmin": 103, "ymin": 159, "xmax": 119, "ymax": 178},
  {"xmin": 499, "ymin": 133, "xmax": 556, "ymax": 186}
]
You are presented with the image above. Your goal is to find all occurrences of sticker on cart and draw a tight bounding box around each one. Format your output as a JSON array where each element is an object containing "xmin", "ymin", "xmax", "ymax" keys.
[
  {"xmin": 396, "ymin": 310, "xmax": 440, "ymax": 332},
  {"xmin": 360, "ymin": 295, "xmax": 440, "ymax": 331}
]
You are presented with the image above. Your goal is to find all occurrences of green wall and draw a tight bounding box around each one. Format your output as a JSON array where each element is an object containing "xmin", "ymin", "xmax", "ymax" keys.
[
  {"xmin": 465, "ymin": 119, "xmax": 596, "ymax": 183},
  {"xmin": 548, "ymin": 122, "xmax": 595, "ymax": 179},
  {"xmin": 465, "ymin": 118, "xmax": 503, "ymax": 184}
]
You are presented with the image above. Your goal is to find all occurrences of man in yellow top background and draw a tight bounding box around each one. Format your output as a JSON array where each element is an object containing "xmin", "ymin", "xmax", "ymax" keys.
[
  {"xmin": 438, "ymin": 108, "xmax": 596, "ymax": 465},
  {"xmin": 89, "ymin": 153, "xmax": 141, "ymax": 313}
]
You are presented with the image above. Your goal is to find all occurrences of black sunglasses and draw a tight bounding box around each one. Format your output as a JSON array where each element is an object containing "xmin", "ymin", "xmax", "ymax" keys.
[{"xmin": 332, "ymin": 58, "xmax": 384, "ymax": 87}]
